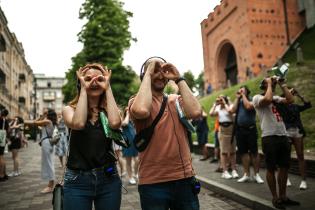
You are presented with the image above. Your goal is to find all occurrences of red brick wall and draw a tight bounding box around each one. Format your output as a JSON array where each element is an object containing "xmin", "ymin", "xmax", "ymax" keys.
[{"xmin": 201, "ymin": 0, "xmax": 305, "ymax": 90}]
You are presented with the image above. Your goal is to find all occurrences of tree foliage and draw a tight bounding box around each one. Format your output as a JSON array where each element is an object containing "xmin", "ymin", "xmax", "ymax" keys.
[
  {"xmin": 63, "ymin": 0, "xmax": 136, "ymax": 106},
  {"xmin": 195, "ymin": 71, "xmax": 205, "ymax": 96},
  {"xmin": 183, "ymin": 70, "xmax": 195, "ymax": 91}
]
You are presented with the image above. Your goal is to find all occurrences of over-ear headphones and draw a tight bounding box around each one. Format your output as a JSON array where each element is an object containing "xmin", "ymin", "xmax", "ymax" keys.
[{"xmin": 140, "ymin": 56, "xmax": 167, "ymax": 81}]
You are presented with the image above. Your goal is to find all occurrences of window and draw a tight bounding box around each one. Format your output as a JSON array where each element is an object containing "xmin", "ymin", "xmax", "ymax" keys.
[
  {"xmin": 0, "ymin": 34, "xmax": 6, "ymax": 52},
  {"xmin": 47, "ymin": 82, "xmax": 51, "ymax": 88}
]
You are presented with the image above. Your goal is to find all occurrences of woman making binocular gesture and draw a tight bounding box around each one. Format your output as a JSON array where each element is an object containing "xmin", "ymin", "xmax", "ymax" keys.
[{"xmin": 62, "ymin": 63, "xmax": 122, "ymax": 210}]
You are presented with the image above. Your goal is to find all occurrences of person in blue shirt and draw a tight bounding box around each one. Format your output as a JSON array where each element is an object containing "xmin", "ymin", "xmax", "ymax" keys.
[
  {"xmin": 193, "ymin": 107, "xmax": 209, "ymax": 161},
  {"xmin": 231, "ymin": 86, "xmax": 264, "ymax": 184}
]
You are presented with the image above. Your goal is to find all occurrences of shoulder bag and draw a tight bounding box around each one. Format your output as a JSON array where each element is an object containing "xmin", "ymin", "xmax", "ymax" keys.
[{"xmin": 134, "ymin": 95, "xmax": 168, "ymax": 152}]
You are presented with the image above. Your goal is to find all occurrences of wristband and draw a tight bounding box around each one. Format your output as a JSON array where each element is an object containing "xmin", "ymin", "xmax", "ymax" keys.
[
  {"xmin": 280, "ymin": 84, "xmax": 287, "ymax": 88},
  {"xmin": 175, "ymin": 77, "xmax": 186, "ymax": 84}
]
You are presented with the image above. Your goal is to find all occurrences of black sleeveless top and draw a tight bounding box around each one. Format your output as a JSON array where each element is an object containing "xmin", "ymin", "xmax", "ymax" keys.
[{"xmin": 67, "ymin": 119, "xmax": 116, "ymax": 170}]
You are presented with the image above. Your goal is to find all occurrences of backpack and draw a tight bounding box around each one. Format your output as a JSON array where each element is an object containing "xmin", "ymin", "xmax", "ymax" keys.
[
  {"xmin": 49, "ymin": 125, "xmax": 61, "ymax": 146},
  {"xmin": 40, "ymin": 125, "xmax": 61, "ymax": 146},
  {"xmin": 0, "ymin": 119, "xmax": 7, "ymax": 147}
]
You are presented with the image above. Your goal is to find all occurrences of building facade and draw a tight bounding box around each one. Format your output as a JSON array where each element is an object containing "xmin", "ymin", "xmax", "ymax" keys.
[
  {"xmin": 0, "ymin": 7, "xmax": 34, "ymax": 120},
  {"xmin": 201, "ymin": 0, "xmax": 306, "ymax": 90},
  {"xmin": 34, "ymin": 74, "xmax": 65, "ymax": 118}
]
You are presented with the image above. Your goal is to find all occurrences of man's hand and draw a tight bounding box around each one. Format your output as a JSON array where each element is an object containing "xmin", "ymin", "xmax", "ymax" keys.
[
  {"xmin": 266, "ymin": 77, "xmax": 273, "ymax": 85},
  {"xmin": 161, "ymin": 63, "xmax": 180, "ymax": 81},
  {"xmin": 145, "ymin": 60, "xmax": 158, "ymax": 78}
]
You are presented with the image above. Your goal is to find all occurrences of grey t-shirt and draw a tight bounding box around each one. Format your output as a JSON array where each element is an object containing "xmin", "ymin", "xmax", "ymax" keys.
[{"xmin": 252, "ymin": 95, "xmax": 287, "ymax": 137}]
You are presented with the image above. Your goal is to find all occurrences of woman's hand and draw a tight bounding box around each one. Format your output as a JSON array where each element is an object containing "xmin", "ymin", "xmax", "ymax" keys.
[
  {"xmin": 161, "ymin": 63, "xmax": 180, "ymax": 81},
  {"xmin": 76, "ymin": 67, "xmax": 90, "ymax": 91}
]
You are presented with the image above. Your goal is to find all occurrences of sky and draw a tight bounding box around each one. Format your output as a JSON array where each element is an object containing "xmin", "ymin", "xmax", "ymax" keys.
[{"xmin": 1, "ymin": 0, "xmax": 220, "ymax": 77}]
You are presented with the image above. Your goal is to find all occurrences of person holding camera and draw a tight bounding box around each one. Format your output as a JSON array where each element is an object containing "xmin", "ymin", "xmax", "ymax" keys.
[
  {"xmin": 129, "ymin": 57, "xmax": 202, "ymax": 210},
  {"xmin": 25, "ymin": 109, "xmax": 58, "ymax": 193},
  {"xmin": 253, "ymin": 76, "xmax": 300, "ymax": 209},
  {"xmin": 8, "ymin": 116, "xmax": 24, "ymax": 177},
  {"xmin": 62, "ymin": 63, "xmax": 122, "ymax": 210},
  {"xmin": 231, "ymin": 86, "xmax": 264, "ymax": 184},
  {"xmin": 282, "ymin": 87, "xmax": 311, "ymax": 190},
  {"xmin": 209, "ymin": 95, "xmax": 238, "ymax": 179}
]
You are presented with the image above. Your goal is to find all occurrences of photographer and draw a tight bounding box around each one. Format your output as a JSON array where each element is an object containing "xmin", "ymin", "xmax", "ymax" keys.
[
  {"xmin": 231, "ymin": 86, "xmax": 264, "ymax": 184},
  {"xmin": 8, "ymin": 116, "xmax": 24, "ymax": 177},
  {"xmin": 253, "ymin": 76, "xmax": 299, "ymax": 209},
  {"xmin": 209, "ymin": 95, "xmax": 238, "ymax": 179},
  {"xmin": 129, "ymin": 57, "xmax": 202, "ymax": 210},
  {"xmin": 282, "ymin": 88, "xmax": 311, "ymax": 190}
]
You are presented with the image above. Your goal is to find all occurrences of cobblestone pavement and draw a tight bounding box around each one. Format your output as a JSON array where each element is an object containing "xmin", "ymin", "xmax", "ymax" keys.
[{"xmin": 0, "ymin": 141, "xmax": 251, "ymax": 210}]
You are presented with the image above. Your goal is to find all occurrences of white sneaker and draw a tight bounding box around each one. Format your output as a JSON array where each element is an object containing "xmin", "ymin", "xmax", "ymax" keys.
[
  {"xmin": 231, "ymin": 170, "xmax": 239, "ymax": 179},
  {"xmin": 287, "ymin": 178, "xmax": 292, "ymax": 187},
  {"xmin": 299, "ymin": 180, "xmax": 307, "ymax": 190},
  {"xmin": 237, "ymin": 175, "xmax": 250, "ymax": 183},
  {"xmin": 221, "ymin": 171, "xmax": 232, "ymax": 179},
  {"xmin": 253, "ymin": 173, "xmax": 264, "ymax": 184},
  {"xmin": 129, "ymin": 177, "xmax": 137, "ymax": 185},
  {"xmin": 15, "ymin": 171, "xmax": 21, "ymax": 176},
  {"xmin": 7, "ymin": 172, "xmax": 15, "ymax": 177}
]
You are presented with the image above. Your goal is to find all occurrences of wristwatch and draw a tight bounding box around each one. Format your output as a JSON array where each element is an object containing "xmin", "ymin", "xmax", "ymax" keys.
[{"xmin": 175, "ymin": 77, "xmax": 186, "ymax": 84}]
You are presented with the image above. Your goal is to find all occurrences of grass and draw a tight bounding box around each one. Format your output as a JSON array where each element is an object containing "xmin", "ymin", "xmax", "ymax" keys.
[
  {"xmin": 283, "ymin": 26, "xmax": 315, "ymax": 64},
  {"xmin": 196, "ymin": 26, "xmax": 315, "ymax": 150}
]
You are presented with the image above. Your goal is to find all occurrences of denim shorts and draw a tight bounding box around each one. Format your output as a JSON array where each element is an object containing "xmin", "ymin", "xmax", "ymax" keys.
[{"xmin": 63, "ymin": 165, "xmax": 122, "ymax": 210}]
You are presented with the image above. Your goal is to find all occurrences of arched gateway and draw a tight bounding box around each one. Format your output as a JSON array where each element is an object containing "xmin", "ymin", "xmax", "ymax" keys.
[{"xmin": 201, "ymin": 0, "xmax": 305, "ymax": 91}]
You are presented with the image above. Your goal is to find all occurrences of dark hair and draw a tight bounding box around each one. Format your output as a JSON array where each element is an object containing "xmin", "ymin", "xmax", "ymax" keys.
[
  {"xmin": 240, "ymin": 85, "xmax": 251, "ymax": 96},
  {"xmin": 222, "ymin": 96, "xmax": 229, "ymax": 105},
  {"xmin": 16, "ymin": 116, "xmax": 24, "ymax": 124},
  {"xmin": 140, "ymin": 56, "xmax": 167, "ymax": 81},
  {"xmin": 1, "ymin": 109, "xmax": 9, "ymax": 117},
  {"xmin": 47, "ymin": 109, "xmax": 58, "ymax": 125}
]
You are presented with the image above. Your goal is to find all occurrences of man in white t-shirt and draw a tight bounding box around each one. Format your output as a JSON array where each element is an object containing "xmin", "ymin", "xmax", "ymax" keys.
[{"xmin": 253, "ymin": 76, "xmax": 300, "ymax": 209}]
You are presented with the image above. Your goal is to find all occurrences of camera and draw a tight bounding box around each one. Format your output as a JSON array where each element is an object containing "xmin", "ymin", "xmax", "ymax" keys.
[{"xmin": 267, "ymin": 63, "xmax": 289, "ymax": 81}]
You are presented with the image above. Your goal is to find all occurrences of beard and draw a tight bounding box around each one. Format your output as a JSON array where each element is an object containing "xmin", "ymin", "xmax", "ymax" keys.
[{"xmin": 152, "ymin": 79, "xmax": 168, "ymax": 92}]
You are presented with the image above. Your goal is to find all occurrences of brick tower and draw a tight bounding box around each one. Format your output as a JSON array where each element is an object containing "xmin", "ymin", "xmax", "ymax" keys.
[{"xmin": 201, "ymin": 0, "xmax": 306, "ymax": 90}]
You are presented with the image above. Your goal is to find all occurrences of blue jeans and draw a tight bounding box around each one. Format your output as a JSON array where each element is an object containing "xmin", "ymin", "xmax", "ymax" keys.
[
  {"xmin": 138, "ymin": 177, "xmax": 200, "ymax": 210},
  {"xmin": 63, "ymin": 166, "xmax": 122, "ymax": 210}
]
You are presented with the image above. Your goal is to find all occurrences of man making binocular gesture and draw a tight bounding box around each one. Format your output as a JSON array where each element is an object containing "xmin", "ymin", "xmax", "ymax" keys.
[{"xmin": 128, "ymin": 56, "xmax": 202, "ymax": 210}]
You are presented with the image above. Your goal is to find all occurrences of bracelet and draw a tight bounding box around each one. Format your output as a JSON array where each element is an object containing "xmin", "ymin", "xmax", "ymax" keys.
[
  {"xmin": 281, "ymin": 84, "xmax": 287, "ymax": 88},
  {"xmin": 175, "ymin": 77, "xmax": 186, "ymax": 84}
]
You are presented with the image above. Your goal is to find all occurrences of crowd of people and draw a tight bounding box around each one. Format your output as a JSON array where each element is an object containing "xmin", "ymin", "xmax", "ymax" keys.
[{"xmin": 0, "ymin": 57, "xmax": 312, "ymax": 210}]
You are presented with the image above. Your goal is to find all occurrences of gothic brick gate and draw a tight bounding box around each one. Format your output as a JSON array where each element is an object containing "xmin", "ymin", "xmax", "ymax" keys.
[{"xmin": 201, "ymin": 0, "xmax": 306, "ymax": 90}]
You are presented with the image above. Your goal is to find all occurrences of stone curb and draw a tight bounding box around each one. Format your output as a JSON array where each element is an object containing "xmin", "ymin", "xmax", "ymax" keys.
[{"xmin": 196, "ymin": 175, "xmax": 276, "ymax": 210}]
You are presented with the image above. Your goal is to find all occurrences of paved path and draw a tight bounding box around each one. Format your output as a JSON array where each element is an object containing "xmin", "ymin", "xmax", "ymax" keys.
[
  {"xmin": 193, "ymin": 153, "xmax": 315, "ymax": 210},
  {"xmin": 0, "ymin": 142, "xmax": 250, "ymax": 210}
]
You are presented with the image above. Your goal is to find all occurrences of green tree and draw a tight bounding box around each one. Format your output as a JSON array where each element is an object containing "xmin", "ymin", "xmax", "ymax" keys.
[
  {"xmin": 195, "ymin": 71, "xmax": 204, "ymax": 96},
  {"xmin": 183, "ymin": 70, "xmax": 195, "ymax": 91},
  {"xmin": 63, "ymin": 0, "xmax": 136, "ymax": 105}
]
